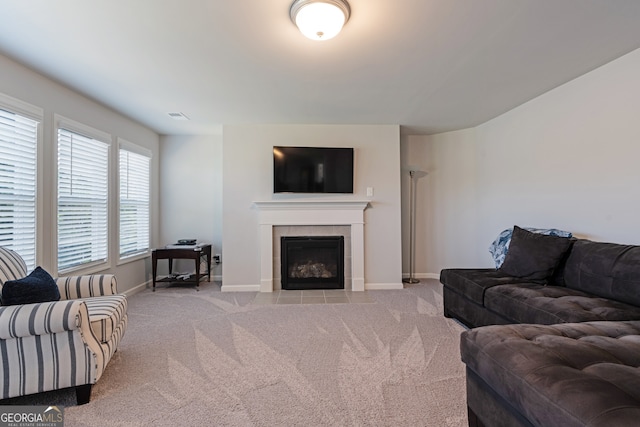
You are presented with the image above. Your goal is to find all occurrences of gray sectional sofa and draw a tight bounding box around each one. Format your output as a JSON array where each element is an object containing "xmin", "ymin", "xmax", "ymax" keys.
[{"xmin": 440, "ymin": 226, "xmax": 640, "ymax": 426}]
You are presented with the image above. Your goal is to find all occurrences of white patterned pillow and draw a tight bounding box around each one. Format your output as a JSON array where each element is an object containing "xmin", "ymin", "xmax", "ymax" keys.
[{"xmin": 489, "ymin": 226, "xmax": 572, "ymax": 268}]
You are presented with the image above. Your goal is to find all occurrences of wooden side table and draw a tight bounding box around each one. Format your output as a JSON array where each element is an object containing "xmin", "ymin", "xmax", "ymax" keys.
[{"xmin": 152, "ymin": 244, "xmax": 212, "ymax": 291}]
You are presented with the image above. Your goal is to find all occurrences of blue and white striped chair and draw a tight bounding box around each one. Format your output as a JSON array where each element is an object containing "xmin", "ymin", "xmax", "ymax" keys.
[{"xmin": 0, "ymin": 247, "xmax": 128, "ymax": 404}]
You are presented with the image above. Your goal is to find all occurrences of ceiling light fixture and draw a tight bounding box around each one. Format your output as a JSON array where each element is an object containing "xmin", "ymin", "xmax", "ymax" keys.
[
  {"xmin": 290, "ymin": 0, "xmax": 351, "ymax": 41},
  {"xmin": 167, "ymin": 112, "xmax": 190, "ymax": 121}
]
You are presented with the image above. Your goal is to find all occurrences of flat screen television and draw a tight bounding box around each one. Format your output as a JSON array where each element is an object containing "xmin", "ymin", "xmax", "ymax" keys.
[{"xmin": 273, "ymin": 146, "xmax": 354, "ymax": 193}]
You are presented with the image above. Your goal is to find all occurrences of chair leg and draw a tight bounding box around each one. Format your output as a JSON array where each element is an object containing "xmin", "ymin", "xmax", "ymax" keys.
[{"xmin": 75, "ymin": 384, "xmax": 92, "ymax": 405}]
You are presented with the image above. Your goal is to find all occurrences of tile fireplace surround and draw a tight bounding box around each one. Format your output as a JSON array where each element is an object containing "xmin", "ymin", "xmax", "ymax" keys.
[{"xmin": 253, "ymin": 200, "xmax": 369, "ymax": 292}]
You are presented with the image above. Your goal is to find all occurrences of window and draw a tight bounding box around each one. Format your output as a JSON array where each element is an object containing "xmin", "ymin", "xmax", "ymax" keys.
[
  {"xmin": 0, "ymin": 95, "xmax": 41, "ymax": 270},
  {"xmin": 57, "ymin": 122, "xmax": 109, "ymax": 272},
  {"xmin": 119, "ymin": 141, "xmax": 151, "ymax": 259}
]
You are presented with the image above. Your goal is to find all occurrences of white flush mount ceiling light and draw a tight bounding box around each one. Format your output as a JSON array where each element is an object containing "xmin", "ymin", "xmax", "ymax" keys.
[
  {"xmin": 290, "ymin": 0, "xmax": 351, "ymax": 41},
  {"xmin": 167, "ymin": 112, "xmax": 190, "ymax": 121}
]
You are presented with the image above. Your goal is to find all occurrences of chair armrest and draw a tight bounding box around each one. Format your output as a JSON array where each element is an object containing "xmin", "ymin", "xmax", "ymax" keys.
[
  {"xmin": 56, "ymin": 274, "xmax": 118, "ymax": 300},
  {"xmin": 0, "ymin": 300, "xmax": 85, "ymax": 339}
]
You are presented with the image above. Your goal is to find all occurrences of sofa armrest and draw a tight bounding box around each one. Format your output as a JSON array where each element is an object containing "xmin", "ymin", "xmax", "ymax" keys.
[
  {"xmin": 0, "ymin": 300, "xmax": 85, "ymax": 339},
  {"xmin": 56, "ymin": 274, "xmax": 118, "ymax": 300}
]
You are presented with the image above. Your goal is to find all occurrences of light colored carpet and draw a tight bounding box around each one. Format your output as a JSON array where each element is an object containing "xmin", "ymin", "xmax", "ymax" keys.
[{"xmin": 3, "ymin": 280, "xmax": 468, "ymax": 426}]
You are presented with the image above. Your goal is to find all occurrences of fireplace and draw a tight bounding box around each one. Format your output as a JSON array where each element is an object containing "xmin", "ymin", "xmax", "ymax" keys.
[
  {"xmin": 253, "ymin": 200, "xmax": 368, "ymax": 292},
  {"xmin": 281, "ymin": 236, "xmax": 344, "ymax": 290}
]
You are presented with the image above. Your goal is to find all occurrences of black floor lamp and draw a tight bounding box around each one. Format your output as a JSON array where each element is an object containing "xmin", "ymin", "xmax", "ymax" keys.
[{"xmin": 403, "ymin": 167, "xmax": 427, "ymax": 284}]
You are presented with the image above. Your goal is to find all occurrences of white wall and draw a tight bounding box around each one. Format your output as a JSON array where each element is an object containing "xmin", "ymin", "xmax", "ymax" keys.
[
  {"xmin": 221, "ymin": 124, "xmax": 403, "ymax": 290},
  {"xmin": 401, "ymin": 130, "xmax": 480, "ymax": 277},
  {"xmin": 399, "ymin": 136, "xmax": 427, "ymax": 278},
  {"xmin": 0, "ymin": 53, "xmax": 160, "ymax": 293},
  {"xmin": 159, "ymin": 134, "xmax": 223, "ymax": 277},
  {"xmin": 10, "ymin": 39, "xmax": 636, "ymax": 290},
  {"xmin": 409, "ymin": 47, "xmax": 640, "ymax": 275}
]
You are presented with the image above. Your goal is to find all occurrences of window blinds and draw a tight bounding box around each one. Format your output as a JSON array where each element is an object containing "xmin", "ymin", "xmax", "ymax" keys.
[
  {"xmin": 57, "ymin": 128, "xmax": 109, "ymax": 271},
  {"xmin": 0, "ymin": 108, "xmax": 37, "ymax": 270},
  {"xmin": 119, "ymin": 148, "xmax": 150, "ymax": 258}
]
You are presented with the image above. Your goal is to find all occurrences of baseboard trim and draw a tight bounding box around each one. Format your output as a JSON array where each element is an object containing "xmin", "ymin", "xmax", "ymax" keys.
[
  {"xmin": 365, "ymin": 282, "xmax": 404, "ymax": 290},
  {"xmin": 128, "ymin": 276, "xmax": 435, "ymax": 294},
  {"xmin": 221, "ymin": 283, "xmax": 405, "ymax": 292},
  {"xmin": 221, "ymin": 284, "xmax": 261, "ymax": 292},
  {"xmin": 124, "ymin": 275, "xmax": 223, "ymax": 295},
  {"xmin": 402, "ymin": 273, "xmax": 440, "ymax": 280},
  {"xmin": 123, "ymin": 280, "xmax": 150, "ymax": 296}
]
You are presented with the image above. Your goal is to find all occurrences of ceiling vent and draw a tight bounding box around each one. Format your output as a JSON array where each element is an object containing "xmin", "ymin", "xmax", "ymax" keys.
[{"xmin": 167, "ymin": 112, "xmax": 190, "ymax": 121}]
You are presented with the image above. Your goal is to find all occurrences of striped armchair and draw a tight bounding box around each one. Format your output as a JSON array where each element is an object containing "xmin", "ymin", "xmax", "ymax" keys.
[{"xmin": 0, "ymin": 247, "xmax": 128, "ymax": 404}]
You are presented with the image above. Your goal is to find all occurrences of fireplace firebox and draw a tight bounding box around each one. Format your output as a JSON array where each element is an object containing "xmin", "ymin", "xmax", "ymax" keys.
[{"xmin": 281, "ymin": 236, "xmax": 344, "ymax": 290}]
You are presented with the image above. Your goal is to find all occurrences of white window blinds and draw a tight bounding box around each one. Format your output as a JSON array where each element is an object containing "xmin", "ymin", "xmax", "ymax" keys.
[
  {"xmin": 57, "ymin": 128, "xmax": 109, "ymax": 272},
  {"xmin": 119, "ymin": 145, "xmax": 150, "ymax": 258},
  {"xmin": 0, "ymin": 107, "xmax": 38, "ymax": 270}
]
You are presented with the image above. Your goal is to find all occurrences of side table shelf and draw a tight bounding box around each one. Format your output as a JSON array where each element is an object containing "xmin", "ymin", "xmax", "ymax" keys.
[{"xmin": 152, "ymin": 244, "xmax": 212, "ymax": 291}]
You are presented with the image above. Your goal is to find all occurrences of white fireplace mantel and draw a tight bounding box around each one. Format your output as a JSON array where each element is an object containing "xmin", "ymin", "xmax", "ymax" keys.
[{"xmin": 253, "ymin": 200, "xmax": 370, "ymax": 292}]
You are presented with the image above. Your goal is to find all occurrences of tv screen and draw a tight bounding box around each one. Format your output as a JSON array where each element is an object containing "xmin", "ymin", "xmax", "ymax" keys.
[{"xmin": 273, "ymin": 146, "xmax": 354, "ymax": 193}]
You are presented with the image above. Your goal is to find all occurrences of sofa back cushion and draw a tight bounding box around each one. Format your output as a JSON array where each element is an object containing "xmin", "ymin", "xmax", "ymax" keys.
[
  {"xmin": 564, "ymin": 239, "xmax": 640, "ymax": 307},
  {"xmin": 0, "ymin": 247, "xmax": 28, "ymax": 288}
]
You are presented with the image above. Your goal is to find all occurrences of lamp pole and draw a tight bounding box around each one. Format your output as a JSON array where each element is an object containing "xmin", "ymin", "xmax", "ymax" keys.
[{"xmin": 403, "ymin": 170, "xmax": 420, "ymax": 284}]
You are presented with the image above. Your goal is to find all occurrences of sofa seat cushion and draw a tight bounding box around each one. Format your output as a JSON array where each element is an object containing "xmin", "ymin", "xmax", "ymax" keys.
[
  {"xmin": 461, "ymin": 321, "xmax": 640, "ymax": 427},
  {"xmin": 440, "ymin": 268, "xmax": 537, "ymax": 306},
  {"xmin": 82, "ymin": 294, "xmax": 128, "ymax": 343},
  {"xmin": 485, "ymin": 284, "xmax": 640, "ymax": 324}
]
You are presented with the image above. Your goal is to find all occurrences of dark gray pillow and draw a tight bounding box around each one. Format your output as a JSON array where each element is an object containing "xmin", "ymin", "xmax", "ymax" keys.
[
  {"xmin": 499, "ymin": 225, "xmax": 573, "ymax": 281},
  {"xmin": 1, "ymin": 266, "xmax": 61, "ymax": 306}
]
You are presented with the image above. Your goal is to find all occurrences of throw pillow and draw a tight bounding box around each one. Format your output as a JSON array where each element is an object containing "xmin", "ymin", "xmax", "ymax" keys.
[
  {"xmin": 499, "ymin": 225, "xmax": 573, "ymax": 281},
  {"xmin": 489, "ymin": 226, "xmax": 573, "ymax": 268},
  {"xmin": 1, "ymin": 266, "xmax": 61, "ymax": 306}
]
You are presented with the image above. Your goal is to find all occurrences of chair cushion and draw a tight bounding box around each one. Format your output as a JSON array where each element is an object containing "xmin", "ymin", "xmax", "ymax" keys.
[
  {"xmin": 485, "ymin": 284, "xmax": 640, "ymax": 324},
  {"xmin": 461, "ymin": 321, "xmax": 640, "ymax": 427},
  {"xmin": 82, "ymin": 294, "xmax": 128, "ymax": 343},
  {"xmin": 1, "ymin": 267, "xmax": 61, "ymax": 306}
]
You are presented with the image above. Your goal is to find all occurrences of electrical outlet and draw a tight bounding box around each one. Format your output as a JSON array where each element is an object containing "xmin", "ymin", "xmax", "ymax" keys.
[{"xmin": 214, "ymin": 254, "xmax": 221, "ymax": 264}]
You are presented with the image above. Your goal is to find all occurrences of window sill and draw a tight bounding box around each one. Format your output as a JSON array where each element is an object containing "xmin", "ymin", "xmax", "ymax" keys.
[
  {"xmin": 58, "ymin": 260, "xmax": 111, "ymax": 277},
  {"xmin": 117, "ymin": 252, "xmax": 150, "ymax": 266}
]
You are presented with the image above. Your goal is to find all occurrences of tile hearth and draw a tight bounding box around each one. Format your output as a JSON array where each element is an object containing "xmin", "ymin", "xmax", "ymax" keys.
[{"xmin": 251, "ymin": 290, "xmax": 375, "ymax": 305}]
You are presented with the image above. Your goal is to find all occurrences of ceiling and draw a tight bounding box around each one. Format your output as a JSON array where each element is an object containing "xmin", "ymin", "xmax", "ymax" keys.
[{"xmin": 0, "ymin": 0, "xmax": 639, "ymax": 136}]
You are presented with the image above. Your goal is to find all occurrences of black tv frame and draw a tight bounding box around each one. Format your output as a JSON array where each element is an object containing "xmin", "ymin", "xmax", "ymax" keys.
[{"xmin": 273, "ymin": 146, "xmax": 354, "ymax": 194}]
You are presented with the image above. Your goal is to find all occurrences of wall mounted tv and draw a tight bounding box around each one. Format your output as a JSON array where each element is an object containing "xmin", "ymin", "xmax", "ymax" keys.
[{"xmin": 273, "ymin": 146, "xmax": 354, "ymax": 194}]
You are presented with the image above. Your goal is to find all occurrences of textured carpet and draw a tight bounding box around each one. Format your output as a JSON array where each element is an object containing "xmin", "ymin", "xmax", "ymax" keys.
[{"xmin": 3, "ymin": 280, "xmax": 467, "ymax": 426}]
